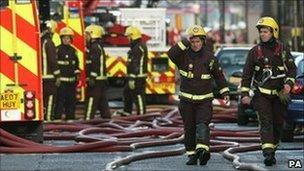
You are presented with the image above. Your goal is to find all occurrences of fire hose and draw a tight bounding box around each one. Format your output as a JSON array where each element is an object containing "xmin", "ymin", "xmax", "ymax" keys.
[{"xmin": 0, "ymin": 105, "xmax": 302, "ymax": 170}]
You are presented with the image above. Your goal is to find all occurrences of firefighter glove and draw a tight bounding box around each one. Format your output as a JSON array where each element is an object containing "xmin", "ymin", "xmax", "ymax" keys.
[
  {"xmin": 278, "ymin": 89, "xmax": 290, "ymax": 105},
  {"xmin": 241, "ymin": 96, "xmax": 251, "ymax": 105},
  {"xmin": 128, "ymin": 79, "xmax": 135, "ymax": 90},
  {"xmin": 181, "ymin": 39, "xmax": 191, "ymax": 49},
  {"xmin": 55, "ymin": 78, "xmax": 61, "ymax": 87},
  {"xmin": 88, "ymin": 78, "xmax": 96, "ymax": 87}
]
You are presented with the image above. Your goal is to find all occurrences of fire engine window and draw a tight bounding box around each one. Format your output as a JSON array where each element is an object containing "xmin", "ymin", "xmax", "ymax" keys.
[
  {"xmin": 0, "ymin": 0, "xmax": 9, "ymax": 9},
  {"xmin": 15, "ymin": 0, "xmax": 30, "ymax": 4},
  {"xmin": 152, "ymin": 58, "xmax": 168, "ymax": 72},
  {"xmin": 69, "ymin": 7, "xmax": 79, "ymax": 18}
]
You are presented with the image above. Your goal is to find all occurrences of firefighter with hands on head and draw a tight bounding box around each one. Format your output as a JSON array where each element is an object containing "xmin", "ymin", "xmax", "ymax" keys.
[
  {"xmin": 41, "ymin": 20, "xmax": 61, "ymax": 121},
  {"xmin": 240, "ymin": 17, "xmax": 297, "ymax": 166},
  {"xmin": 120, "ymin": 26, "xmax": 148, "ymax": 116},
  {"xmin": 84, "ymin": 24, "xmax": 111, "ymax": 120},
  {"xmin": 54, "ymin": 27, "xmax": 80, "ymax": 121},
  {"xmin": 168, "ymin": 25, "xmax": 230, "ymax": 165}
]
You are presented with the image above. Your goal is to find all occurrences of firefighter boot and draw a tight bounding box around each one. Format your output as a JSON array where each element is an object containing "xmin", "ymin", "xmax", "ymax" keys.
[
  {"xmin": 186, "ymin": 154, "xmax": 198, "ymax": 165},
  {"xmin": 196, "ymin": 148, "xmax": 210, "ymax": 165},
  {"xmin": 263, "ymin": 149, "xmax": 276, "ymax": 166}
]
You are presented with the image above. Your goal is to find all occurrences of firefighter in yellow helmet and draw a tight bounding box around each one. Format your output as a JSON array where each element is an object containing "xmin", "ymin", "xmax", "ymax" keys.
[
  {"xmin": 41, "ymin": 20, "xmax": 60, "ymax": 121},
  {"xmin": 168, "ymin": 25, "xmax": 229, "ymax": 165},
  {"xmin": 84, "ymin": 24, "xmax": 110, "ymax": 120},
  {"xmin": 120, "ymin": 26, "xmax": 148, "ymax": 116},
  {"xmin": 241, "ymin": 17, "xmax": 296, "ymax": 166},
  {"xmin": 54, "ymin": 27, "xmax": 80, "ymax": 120}
]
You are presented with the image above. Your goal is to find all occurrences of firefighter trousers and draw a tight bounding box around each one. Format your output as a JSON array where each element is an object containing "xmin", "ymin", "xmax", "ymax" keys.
[
  {"xmin": 43, "ymin": 79, "xmax": 57, "ymax": 121},
  {"xmin": 251, "ymin": 92, "xmax": 286, "ymax": 151},
  {"xmin": 84, "ymin": 80, "xmax": 111, "ymax": 120},
  {"xmin": 123, "ymin": 78, "xmax": 146, "ymax": 115},
  {"xmin": 54, "ymin": 82, "xmax": 77, "ymax": 120},
  {"xmin": 178, "ymin": 99, "xmax": 213, "ymax": 152}
]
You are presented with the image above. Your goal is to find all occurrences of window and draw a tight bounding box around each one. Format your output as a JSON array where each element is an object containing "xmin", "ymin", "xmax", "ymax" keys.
[
  {"xmin": 152, "ymin": 58, "xmax": 168, "ymax": 72},
  {"xmin": 0, "ymin": 0, "xmax": 9, "ymax": 9}
]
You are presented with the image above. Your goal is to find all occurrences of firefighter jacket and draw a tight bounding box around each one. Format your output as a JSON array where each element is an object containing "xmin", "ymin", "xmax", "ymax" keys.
[
  {"xmin": 127, "ymin": 39, "xmax": 148, "ymax": 79},
  {"xmin": 241, "ymin": 40, "xmax": 297, "ymax": 97},
  {"xmin": 168, "ymin": 40, "xmax": 229, "ymax": 102},
  {"xmin": 86, "ymin": 40, "xmax": 107, "ymax": 81},
  {"xmin": 57, "ymin": 44, "xmax": 80, "ymax": 82},
  {"xmin": 42, "ymin": 33, "xmax": 60, "ymax": 79}
]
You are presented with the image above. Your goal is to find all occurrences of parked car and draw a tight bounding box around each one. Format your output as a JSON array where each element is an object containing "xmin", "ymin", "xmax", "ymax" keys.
[
  {"xmin": 237, "ymin": 52, "xmax": 304, "ymax": 141},
  {"xmin": 214, "ymin": 46, "xmax": 252, "ymax": 99}
]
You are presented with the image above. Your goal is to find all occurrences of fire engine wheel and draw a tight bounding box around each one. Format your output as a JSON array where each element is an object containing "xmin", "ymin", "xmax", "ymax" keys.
[{"xmin": 237, "ymin": 104, "xmax": 249, "ymax": 126}]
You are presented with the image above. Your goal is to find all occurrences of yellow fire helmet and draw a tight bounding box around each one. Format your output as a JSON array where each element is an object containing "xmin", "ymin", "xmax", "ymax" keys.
[
  {"xmin": 45, "ymin": 20, "xmax": 57, "ymax": 33},
  {"xmin": 186, "ymin": 25, "xmax": 207, "ymax": 38},
  {"xmin": 256, "ymin": 17, "xmax": 279, "ymax": 39},
  {"xmin": 59, "ymin": 27, "xmax": 74, "ymax": 37},
  {"xmin": 125, "ymin": 26, "xmax": 142, "ymax": 40},
  {"xmin": 85, "ymin": 24, "xmax": 105, "ymax": 39}
]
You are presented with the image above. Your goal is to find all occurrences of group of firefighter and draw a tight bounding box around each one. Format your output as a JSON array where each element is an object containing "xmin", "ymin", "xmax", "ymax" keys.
[{"xmin": 41, "ymin": 16, "xmax": 297, "ymax": 167}]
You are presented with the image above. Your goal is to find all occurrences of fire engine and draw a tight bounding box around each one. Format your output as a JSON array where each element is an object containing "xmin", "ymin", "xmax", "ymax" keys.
[
  {"xmin": 0, "ymin": 0, "xmax": 43, "ymax": 142},
  {"xmin": 89, "ymin": 8, "xmax": 176, "ymax": 103}
]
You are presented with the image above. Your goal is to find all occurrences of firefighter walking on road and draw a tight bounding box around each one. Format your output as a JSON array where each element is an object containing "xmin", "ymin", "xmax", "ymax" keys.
[
  {"xmin": 41, "ymin": 20, "xmax": 61, "ymax": 121},
  {"xmin": 54, "ymin": 27, "xmax": 80, "ymax": 120},
  {"xmin": 121, "ymin": 26, "xmax": 148, "ymax": 115},
  {"xmin": 84, "ymin": 24, "xmax": 111, "ymax": 120},
  {"xmin": 241, "ymin": 17, "xmax": 297, "ymax": 166},
  {"xmin": 168, "ymin": 25, "xmax": 230, "ymax": 165}
]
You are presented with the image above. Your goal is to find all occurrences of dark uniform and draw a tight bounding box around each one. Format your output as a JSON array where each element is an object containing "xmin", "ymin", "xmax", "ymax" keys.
[
  {"xmin": 241, "ymin": 40, "xmax": 296, "ymax": 162},
  {"xmin": 54, "ymin": 44, "xmax": 80, "ymax": 120},
  {"xmin": 168, "ymin": 38, "xmax": 229, "ymax": 164},
  {"xmin": 241, "ymin": 16, "xmax": 297, "ymax": 166},
  {"xmin": 123, "ymin": 39, "xmax": 148, "ymax": 115},
  {"xmin": 41, "ymin": 33, "xmax": 60, "ymax": 121},
  {"xmin": 84, "ymin": 40, "xmax": 110, "ymax": 120}
]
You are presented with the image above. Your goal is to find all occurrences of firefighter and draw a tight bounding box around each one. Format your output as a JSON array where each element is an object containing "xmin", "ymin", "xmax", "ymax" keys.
[
  {"xmin": 84, "ymin": 24, "xmax": 111, "ymax": 120},
  {"xmin": 121, "ymin": 26, "xmax": 148, "ymax": 115},
  {"xmin": 240, "ymin": 17, "xmax": 297, "ymax": 166},
  {"xmin": 41, "ymin": 20, "xmax": 60, "ymax": 121},
  {"xmin": 168, "ymin": 25, "xmax": 230, "ymax": 165},
  {"xmin": 54, "ymin": 27, "xmax": 80, "ymax": 120}
]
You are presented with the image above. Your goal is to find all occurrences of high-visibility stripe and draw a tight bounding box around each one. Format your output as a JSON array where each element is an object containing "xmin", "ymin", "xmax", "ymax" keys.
[
  {"xmin": 42, "ymin": 75, "xmax": 55, "ymax": 79},
  {"xmin": 261, "ymin": 143, "xmax": 276, "ymax": 149},
  {"xmin": 139, "ymin": 46, "xmax": 144, "ymax": 75},
  {"xmin": 0, "ymin": 51, "xmax": 15, "ymax": 82},
  {"xmin": 196, "ymin": 143, "xmax": 210, "ymax": 151},
  {"xmin": 258, "ymin": 87, "xmax": 278, "ymax": 95},
  {"xmin": 42, "ymin": 40, "xmax": 47, "ymax": 75},
  {"xmin": 86, "ymin": 97, "xmax": 93, "ymax": 120},
  {"xmin": 186, "ymin": 151, "xmax": 196, "ymax": 155},
  {"xmin": 180, "ymin": 92, "xmax": 214, "ymax": 100},
  {"xmin": 201, "ymin": 74, "xmax": 211, "ymax": 79},
  {"xmin": 278, "ymin": 66, "xmax": 285, "ymax": 71},
  {"xmin": 46, "ymin": 95, "xmax": 53, "ymax": 121},
  {"xmin": 254, "ymin": 65, "xmax": 260, "ymax": 71},
  {"xmin": 97, "ymin": 45, "xmax": 105, "ymax": 77},
  {"xmin": 60, "ymin": 77, "xmax": 76, "ymax": 82},
  {"xmin": 137, "ymin": 95, "xmax": 144, "ymax": 115},
  {"xmin": 177, "ymin": 41, "xmax": 187, "ymax": 50},
  {"xmin": 285, "ymin": 77, "xmax": 295, "ymax": 84},
  {"xmin": 0, "ymin": 26, "xmax": 38, "ymax": 75},
  {"xmin": 219, "ymin": 87, "xmax": 229, "ymax": 94},
  {"xmin": 241, "ymin": 87, "xmax": 250, "ymax": 92}
]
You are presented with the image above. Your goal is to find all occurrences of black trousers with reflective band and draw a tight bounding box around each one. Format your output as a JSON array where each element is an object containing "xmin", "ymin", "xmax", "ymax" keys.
[
  {"xmin": 252, "ymin": 92, "xmax": 286, "ymax": 145},
  {"xmin": 43, "ymin": 79, "xmax": 57, "ymax": 121},
  {"xmin": 178, "ymin": 99, "xmax": 213, "ymax": 152},
  {"xmin": 84, "ymin": 80, "xmax": 111, "ymax": 120},
  {"xmin": 123, "ymin": 78, "xmax": 146, "ymax": 115},
  {"xmin": 54, "ymin": 82, "xmax": 76, "ymax": 120}
]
